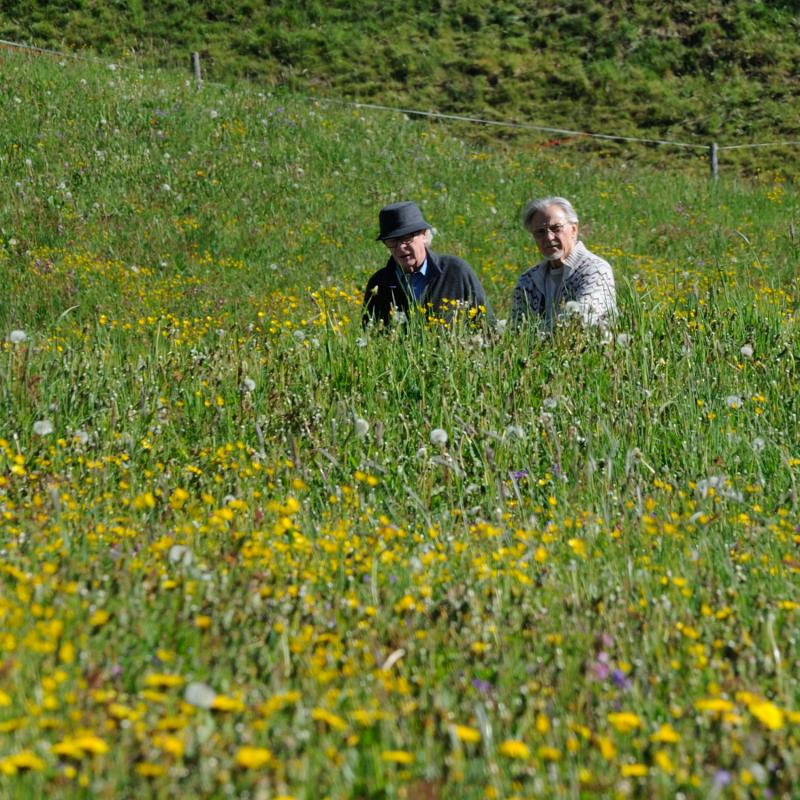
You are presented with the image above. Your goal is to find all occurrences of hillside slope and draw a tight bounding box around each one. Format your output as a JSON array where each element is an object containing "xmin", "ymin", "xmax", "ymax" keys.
[{"xmin": 1, "ymin": 0, "xmax": 799, "ymax": 171}]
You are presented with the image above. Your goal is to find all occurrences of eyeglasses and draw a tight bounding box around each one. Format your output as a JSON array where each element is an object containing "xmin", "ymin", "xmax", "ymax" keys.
[
  {"xmin": 531, "ymin": 223, "xmax": 570, "ymax": 239},
  {"xmin": 384, "ymin": 231, "xmax": 424, "ymax": 248}
]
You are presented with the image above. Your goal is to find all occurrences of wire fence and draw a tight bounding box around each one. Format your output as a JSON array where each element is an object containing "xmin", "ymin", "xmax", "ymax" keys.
[{"xmin": 3, "ymin": 38, "xmax": 799, "ymax": 177}]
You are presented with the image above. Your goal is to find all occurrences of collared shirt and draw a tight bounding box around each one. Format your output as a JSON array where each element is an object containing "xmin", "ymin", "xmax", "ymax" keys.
[{"xmin": 396, "ymin": 258, "xmax": 429, "ymax": 302}]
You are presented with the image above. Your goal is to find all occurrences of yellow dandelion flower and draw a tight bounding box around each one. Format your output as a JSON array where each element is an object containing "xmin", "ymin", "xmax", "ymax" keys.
[
  {"xmin": 654, "ymin": 750, "xmax": 674, "ymax": 774},
  {"xmin": 452, "ymin": 724, "xmax": 481, "ymax": 743},
  {"xmin": 311, "ymin": 708, "xmax": 347, "ymax": 731},
  {"xmin": 8, "ymin": 750, "xmax": 46, "ymax": 771},
  {"xmin": 0, "ymin": 690, "xmax": 11, "ymax": 706},
  {"xmin": 0, "ymin": 758, "xmax": 17, "ymax": 776},
  {"xmin": 695, "ymin": 698, "xmax": 734, "ymax": 714},
  {"xmin": 136, "ymin": 762, "xmax": 166, "ymax": 777},
  {"xmin": 538, "ymin": 746, "xmax": 561, "ymax": 761},
  {"xmin": 144, "ymin": 673, "xmax": 185, "ymax": 689},
  {"xmin": 748, "ymin": 700, "xmax": 784, "ymax": 730},
  {"xmin": 595, "ymin": 735, "xmax": 617, "ymax": 760},
  {"xmin": 568, "ymin": 538, "xmax": 587, "ymax": 558},
  {"xmin": 52, "ymin": 735, "xmax": 108, "ymax": 759},
  {"xmin": 59, "ymin": 641, "xmax": 75, "ymax": 664},
  {"xmin": 235, "ymin": 746, "xmax": 273, "ymax": 769},
  {"xmin": 498, "ymin": 739, "xmax": 530, "ymax": 759},
  {"xmin": 153, "ymin": 734, "xmax": 184, "ymax": 758},
  {"xmin": 210, "ymin": 694, "xmax": 245, "ymax": 713},
  {"xmin": 535, "ymin": 713, "xmax": 551, "ymax": 734},
  {"xmin": 381, "ymin": 750, "xmax": 414, "ymax": 765},
  {"xmin": 650, "ymin": 723, "xmax": 681, "ymax": 743},
  {"xmin": 621, "ymin": 763, "xmax": 648, "ymax": 777},
  {"xmin": 73, "ymin": 735, "xmax": 109, "ymax": 755},
  {"xmin": 607, "ymin": 712, "xmax": 642, "ymax": 733}
]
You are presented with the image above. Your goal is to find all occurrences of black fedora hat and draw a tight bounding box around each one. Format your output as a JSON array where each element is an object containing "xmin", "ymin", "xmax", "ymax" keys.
[{"xmin": 376, "ymin": 201, "xmax": 431, "ymax": 241}]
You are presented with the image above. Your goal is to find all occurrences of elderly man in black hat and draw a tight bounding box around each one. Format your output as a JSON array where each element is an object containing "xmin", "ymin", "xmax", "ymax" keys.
[{"xmin": 363, "ymin": 201, "xmax": 491, "ymax": 327}]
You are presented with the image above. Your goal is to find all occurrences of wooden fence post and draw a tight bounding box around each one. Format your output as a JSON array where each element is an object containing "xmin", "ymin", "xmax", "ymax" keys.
[
  {"xmin": 191, "ymin": 52, "xmax": 202, "ymax": 90},
  {"xmin": 709, "ymin": 142, "xmax": 718, "ymax": 180}
]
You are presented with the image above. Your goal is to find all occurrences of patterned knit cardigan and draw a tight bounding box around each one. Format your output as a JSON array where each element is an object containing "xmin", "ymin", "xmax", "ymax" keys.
[{"xmin": 511, "ymin": 241, "xmax": 616, "ymax": 327}]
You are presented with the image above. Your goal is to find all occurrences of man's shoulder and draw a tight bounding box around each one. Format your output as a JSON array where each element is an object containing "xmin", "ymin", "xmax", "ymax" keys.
[
  {"xmin": 366, "ymin": 263, "xmax": 398, "ymax": 288},
  {"xmin": 570, "ymin": 243, "xmax": 612, "ymax": 273},
  {"xmin": 430, "ymin": 251, "xmax": 475, "ymax": 278}
]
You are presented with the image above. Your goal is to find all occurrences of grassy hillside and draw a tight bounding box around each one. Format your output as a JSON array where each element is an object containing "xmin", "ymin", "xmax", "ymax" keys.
[
  {"xmin": 1, "ymin": 0, "xmax": 799, "ymax": 174},
  {"xmin": 1, "ymin": 52, "xmax": 800, "ymax": 799}
]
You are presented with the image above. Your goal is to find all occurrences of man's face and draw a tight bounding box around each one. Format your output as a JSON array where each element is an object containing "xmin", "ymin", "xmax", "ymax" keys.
[
  {"xmin": 529, "ymin": 206, "xmax": 578, "ymax": 264},
  {"xmin": 384, "ymin": 230, "xmax": 427, "ymax": 273}
]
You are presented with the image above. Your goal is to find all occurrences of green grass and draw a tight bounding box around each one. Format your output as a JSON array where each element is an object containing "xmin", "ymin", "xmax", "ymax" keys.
[
  {"xmin": 1, "ymin": 0, "xmax": 799, "ymax": 175},
  {"xmin": 0, "ymin": 52, "xmax": 799, "ymax": 798}
]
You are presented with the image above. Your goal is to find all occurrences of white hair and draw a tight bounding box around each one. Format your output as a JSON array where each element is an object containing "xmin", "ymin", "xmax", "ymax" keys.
[
  {"xmin": 423, "ymin": 228, "xmax": 434, "ymax": 246},
  {"xmin": 521, "ymin": 196, "xmax": 579, "ymax": 231}
]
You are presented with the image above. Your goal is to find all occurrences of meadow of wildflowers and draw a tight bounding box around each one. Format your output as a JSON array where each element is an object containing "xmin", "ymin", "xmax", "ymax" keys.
[{"xmin": 1, "ymin": 53, "xmax": 799, "ymax": 798}]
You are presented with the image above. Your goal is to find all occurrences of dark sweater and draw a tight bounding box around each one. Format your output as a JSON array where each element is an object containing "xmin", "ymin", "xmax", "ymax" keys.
[{"xmin": 362, "ymin": 250, "xmax": 491, "ymax": 327}]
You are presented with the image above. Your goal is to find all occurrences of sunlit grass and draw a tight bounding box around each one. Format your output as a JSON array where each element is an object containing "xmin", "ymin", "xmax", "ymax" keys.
[{"xmin": 0, "ymin": 52, "xmax": 799, "ymax": 799}]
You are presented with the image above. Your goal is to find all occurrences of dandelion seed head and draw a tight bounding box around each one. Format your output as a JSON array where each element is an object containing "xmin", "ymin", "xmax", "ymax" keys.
[
  {"xmin": 184, "ymin": 681, "xmax": 216, "ymax": 709},
  {"xmin": 168, "ymin": 545, "xmax": 194, "ymax": 566},
  {"xmin": 505, "ymin": 424, "xmax": 525, "ymax": 440},
  {"xmin": 429, "ymin": 428, "xmax": 448, "ymax": 446},
  {"xmin": 740, "ymin": 343, "xmax": 754, "ymax": 359},
  {"xmin": 354, "ymin": 417, "xmax": 369, "ymax": 438},
  {"xmin": 726, "ymin": 395, "xmax": 743, "ymax": 409},
  {"xmin": 8, "ymin": 329, "xmax": 27, "ymax": 344},
  {"xmin": 33, "ymin": 420, "xmax": 54, "ymax": 436}
]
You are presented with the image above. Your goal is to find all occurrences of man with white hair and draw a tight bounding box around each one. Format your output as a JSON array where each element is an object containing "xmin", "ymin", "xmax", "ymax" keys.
[
  {"xmin": 363, "ymin": 201, "xmax": 491, "ymax": 327},
  {"xmin": 512, "ymin": 196, "xmax": 616, "ymax": 330}
]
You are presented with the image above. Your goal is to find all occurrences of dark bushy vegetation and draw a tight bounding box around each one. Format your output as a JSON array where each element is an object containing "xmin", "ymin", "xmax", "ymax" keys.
[{"xmin": 1, "ymin": 0, "xmax": 798, "ymax": 172}]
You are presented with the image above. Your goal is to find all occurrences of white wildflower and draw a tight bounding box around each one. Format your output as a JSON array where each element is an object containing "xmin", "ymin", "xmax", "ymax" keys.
[
  {"xmin": 184, "ymin": 681, "xmax": 216, "ymax": 709},
  {"xmin": 696, "ymin": 475, "xmax": 743, "ymax": 502},
  {"xmin": 429, "ymin": 428, "xmax": 448, "ymax": 446},
  {"xmin": 33, "ymin": 420, "xmax": 54, "ymax": 436},
  {"xmin": 354, "ymin": 417, "xmax": 370, "ymax": 438},
  {"xmin": 505, "ymin": 424, "xmax": 526, "ymax": 440},
  {"xmin": 168, "ymin": 545, "xmax": 194, "ymax": 566}
]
